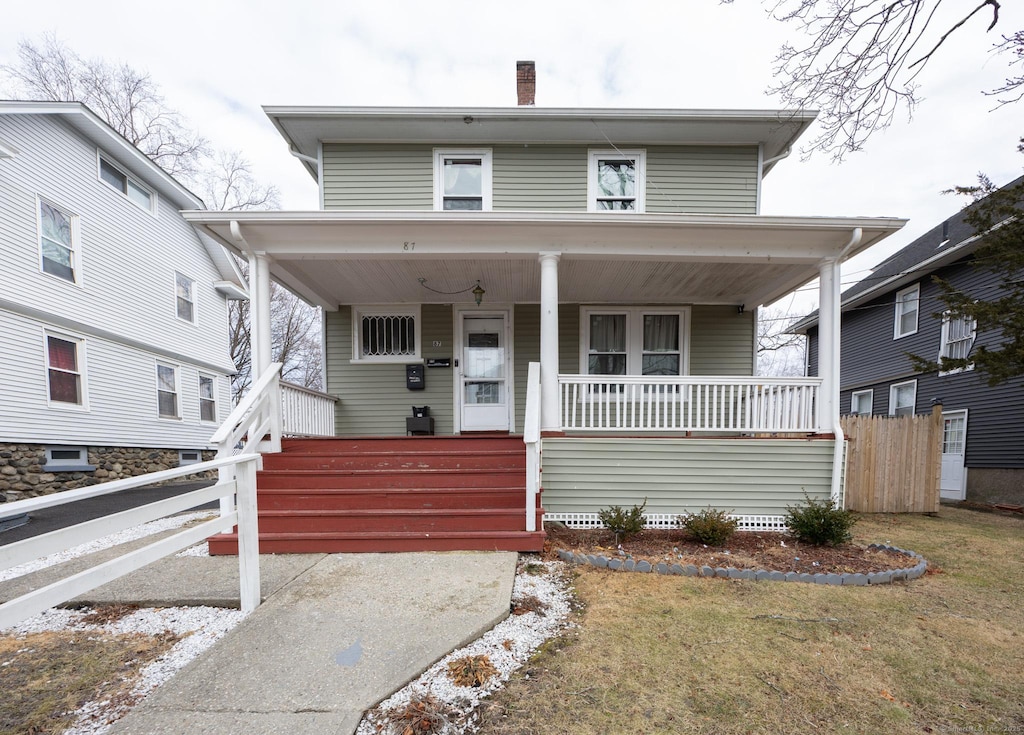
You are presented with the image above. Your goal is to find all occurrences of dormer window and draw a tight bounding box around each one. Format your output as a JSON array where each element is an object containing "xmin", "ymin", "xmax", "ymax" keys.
[
  {"xmin": 588, "ymin": 150, "xmax": 646, "ymax": 212},
  {"xmin": 99, "ymin": 155, "xmax": 154, "ymax": 213},
  {"xmin": 434, "ymin": 149, "xmax": 492, "ymax": 211}
]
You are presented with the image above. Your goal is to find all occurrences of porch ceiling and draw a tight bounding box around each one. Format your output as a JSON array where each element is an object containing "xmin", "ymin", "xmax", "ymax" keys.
[{"xmin": 183, "ymin": 211, "xmax": 906, "ymax": 311}]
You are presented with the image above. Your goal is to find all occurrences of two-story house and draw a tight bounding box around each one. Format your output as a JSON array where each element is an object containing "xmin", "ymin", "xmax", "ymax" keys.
[
  {"xmin": 0, "ymin": 101, "xmax": 246, "ymax": 503},
  {"xmin": 796, "ymin": 176, "xmax": 1024, "ymax": 506},
  {"xmin": 184, "ymin": 64, "xmax": 905, "ymax": 554}
]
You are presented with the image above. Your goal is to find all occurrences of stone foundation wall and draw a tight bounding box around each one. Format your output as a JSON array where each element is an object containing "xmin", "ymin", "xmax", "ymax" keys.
[{"xmin": 0, "ymin": 444, "xmax": 215, "ymax": 504}]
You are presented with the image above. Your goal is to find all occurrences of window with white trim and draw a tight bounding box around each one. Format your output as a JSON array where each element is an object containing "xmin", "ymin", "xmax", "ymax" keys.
[
  {"xmin": 888, "ymin": 380, "xmax": 917, "ymax": 417},
  {"xmin": 178, "ymin": 449, "xmax": 202, "ymax": 465},
  {"xmin": 46, "ymin": 333, "xmax": 86, "ymax": 406},
  {"xmin": 938, "ymin": 311, "xmax": 976, "ymax": 374},
  {"xmin": 43, "ymin": 446, "xmax": 95, "ymax": 472},
  {"xmin": 588, "ymin": 149, "xmax": 646, "ymax": 212},
  {"xmin": 433, "ymin": 149, "xmax": 492, "ymax": 211},
  {"xmin": 99, "ymin": 155, "xmax": 154, "ymax": 212},
  {"xmin": 157, "ymin": 363, "xmax": 180, "ymax": 418},
  {"xmin": 581, "ymin": 307, "xmax": 688, "ymax": 376},
  {"xmin": 850, "ymin": 389, "xmax": 873, "ymax": 415},
  {"xmin": 893, "ymin": 284, "xmax": 920, "ymax": 338},
  {"xmin": 352, "ymin": 306, "xmax": 421, "ymax": 363},
  {"xmin": 176, "ymin": 272, "xmax": 196, "ymax": 323},
  {"xmin": 39, "ymin": 198, "xmax": 79, "ymax": 283},
  {"xmin": 198, "ymin": 374, "xmax": 217, "ymax": 422}
]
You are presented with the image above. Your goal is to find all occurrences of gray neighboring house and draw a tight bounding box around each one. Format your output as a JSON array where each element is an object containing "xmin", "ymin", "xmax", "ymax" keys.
[
  {"xmin": 795, "ymin": 176, "xmax": 1024, "ymax": 505},
  {"xmin": 0, "ymin": 101, "xmax": 246, "ymax": 502}
]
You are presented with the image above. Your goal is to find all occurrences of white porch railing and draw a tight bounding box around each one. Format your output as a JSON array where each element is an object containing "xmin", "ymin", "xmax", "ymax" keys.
[
  {"xmin": 0, "ymin": 363, "xmax": 284, "ymax": 629},
  {"xmin": 281, "ymin": 381, "xmax": 338, "ymax": 437},
  {"xmin": 558, "ymin": 375, "xmax": 823, "ymax": 433},
  {"xmin": 523, "ymin": 362, "xmax": 542, "ymax": 533}
]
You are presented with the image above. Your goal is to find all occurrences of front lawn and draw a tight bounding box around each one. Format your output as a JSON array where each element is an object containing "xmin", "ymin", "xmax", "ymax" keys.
[{"xmin": 478, "ymin": 507, "xmax": 1024, "ymax": 734}]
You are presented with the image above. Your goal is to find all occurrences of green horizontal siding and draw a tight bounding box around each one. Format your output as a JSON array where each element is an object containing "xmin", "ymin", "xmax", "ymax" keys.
[
  {"xmin": 646, "ymin": 146, "xmax": 759, "ymax": 214},
  {"xmin": 492, "ymin": 145, "xmax": 587, "ymax": 210},
  {"xmin": 322, "ymin": 144, "xmax": 433, "ymax": 210},
  {"xmin": 325, "ymin": 305, "xmax": 454, "ymax": 435},
  {"xmin": 541, "ymin": 437, "xmax": 835, "ymax": 516},
  {"xmin": 690, "ymin": 305, "xmax": 754, "ymax": 375}
]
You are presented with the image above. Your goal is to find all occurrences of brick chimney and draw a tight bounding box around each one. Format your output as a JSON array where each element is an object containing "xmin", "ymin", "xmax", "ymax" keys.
[{"xmin": 516, "ymin": 60, "xmax": 536, "ymax": 106}]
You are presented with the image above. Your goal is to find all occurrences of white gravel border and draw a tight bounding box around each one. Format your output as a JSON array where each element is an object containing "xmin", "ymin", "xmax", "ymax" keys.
[{"xmin": 357, "ymin": 557, "xmax": 574, "ymax": 735}]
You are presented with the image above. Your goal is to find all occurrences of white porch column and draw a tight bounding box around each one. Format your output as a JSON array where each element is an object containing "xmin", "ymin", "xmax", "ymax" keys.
[
  {"xmin": 249, "ymin": 251, "xmax": 273, "ymax": 378},
  {"xmin": 817, "ymin": 258, "xmax": 841, "ymax": 433},
  {"xmin": 539, "ymin": 252, "xmax": 561, "ymax": 432}
]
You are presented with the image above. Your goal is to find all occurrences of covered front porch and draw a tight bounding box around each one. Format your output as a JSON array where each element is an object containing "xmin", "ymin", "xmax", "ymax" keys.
[{"xmin": 187, "ymin": 210, "xmax": 904, "ymax": 549}]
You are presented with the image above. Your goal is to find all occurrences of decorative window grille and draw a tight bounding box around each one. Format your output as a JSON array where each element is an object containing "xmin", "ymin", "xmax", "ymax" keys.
[{"xmin": 361, "ymin": 314, "xmax": 416, "ymax": 357}]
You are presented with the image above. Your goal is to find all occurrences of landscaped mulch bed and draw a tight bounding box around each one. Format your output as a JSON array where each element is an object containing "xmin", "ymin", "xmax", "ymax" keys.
[{"xmin": 543, "ymin": 526, "xmax": 911, "ymax": 575}]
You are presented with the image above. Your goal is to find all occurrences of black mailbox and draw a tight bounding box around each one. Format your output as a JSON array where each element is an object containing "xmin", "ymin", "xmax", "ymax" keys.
[{"xmin": 406, "ymin": 364, "xmax": 425, "ymax": 390}]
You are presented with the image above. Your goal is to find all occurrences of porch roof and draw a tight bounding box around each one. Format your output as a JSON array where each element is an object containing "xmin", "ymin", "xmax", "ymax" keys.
[{"xmin": 182, "ymin": 211, "xmax": 906, "ymax": 311}]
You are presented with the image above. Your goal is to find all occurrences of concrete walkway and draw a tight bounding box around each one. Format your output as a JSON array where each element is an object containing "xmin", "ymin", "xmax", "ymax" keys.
[{"xmin": 1, "ymin": 542, "xmax": 518, "ymax": 735}]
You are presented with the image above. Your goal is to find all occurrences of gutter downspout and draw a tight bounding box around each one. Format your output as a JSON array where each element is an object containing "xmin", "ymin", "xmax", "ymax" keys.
[{"xmin": 828, "ymin": 227, "xmax": 863, "ymax": 506}]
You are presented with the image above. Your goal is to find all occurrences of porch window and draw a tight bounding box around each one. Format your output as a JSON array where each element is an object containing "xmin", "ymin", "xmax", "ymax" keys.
[
  {"xmin": 938, "ymin": 311, "xmax": 976, "ymax": 374},
  {"xmin": 352, "ymin": 306, "xmax": 422, "ymax": 363},
  {"xmin": 588, "ymin": 150, "xmax": 646, "ymax": 212},
  {"xmin": 582, "ymin": 307, "xmax": 688, "ymax": 376},
  {"xmin": 46, "ymin": 333, "xmax": 86, "ymax": 406},
  {"xmin": 39, "ymin": 199, "xmax": 79, "ymax": 283},
  {"xmin": 893, "ymin": 284, "xmax": 919, "ymax": 339},
  {"xmin": 433, "ymin": 149, "xmax": 492, "ymax": 211},
  {"xmin": 157, "ymin": 363, "xmax": 180, "ymax": 419},
  {"xmin": 888, "ymin": 380, "xmax": 916, "ymax": 417},
  {"xmin": 850, "ymin": 389, "xmax": 873, "ymax": 415}
]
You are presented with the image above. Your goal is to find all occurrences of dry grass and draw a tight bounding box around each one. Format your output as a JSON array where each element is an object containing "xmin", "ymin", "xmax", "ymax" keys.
[
  {"xmin": 478, "ymin": 507, "xmax": 1024, "ymax": 735},
  {"xmin": 0, "ymin": 627, "xmax": 179, "ymax": 735}
]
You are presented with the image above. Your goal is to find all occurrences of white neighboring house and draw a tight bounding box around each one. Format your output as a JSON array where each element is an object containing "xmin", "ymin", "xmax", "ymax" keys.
[{"xmin": 0, "ymin": 101, "xmax": 246, "ymax": 501}]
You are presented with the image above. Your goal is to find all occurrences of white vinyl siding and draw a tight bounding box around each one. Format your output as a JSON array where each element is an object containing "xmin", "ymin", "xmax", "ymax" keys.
[
  {"xmin": 939, "ymin": 311, "xmax": 976, "ymax": 374},
  {"xmin": 889, "ymin": 380, "xmax": 917, "ymax": 417},
  {"xmin": 850, "ymin": 389, "xmax": 873, "ymax": 415},
  {"xmin": 894, "ymin": 284, "xmax": 920, "ymax": 339}
]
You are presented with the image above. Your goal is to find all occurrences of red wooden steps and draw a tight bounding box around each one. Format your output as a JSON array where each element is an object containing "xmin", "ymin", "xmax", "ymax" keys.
[{"xmin": 209, "ymin": 435, "xmax": 544, "ymax": 554}]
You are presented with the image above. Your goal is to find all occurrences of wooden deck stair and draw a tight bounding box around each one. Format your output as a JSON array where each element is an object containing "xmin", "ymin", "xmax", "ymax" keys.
[{"xmin": 208, "ymin": 435, "xmax": 545, "ymax": 554}]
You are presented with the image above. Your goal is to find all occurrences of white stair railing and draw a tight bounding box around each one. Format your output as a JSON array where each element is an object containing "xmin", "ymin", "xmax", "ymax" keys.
[
  {"xmin": 280, "ymin": 381, "xmax": 338, "ymax": 437},
  {"xmin": 523, "ymin": 362, "xmax": 542, "ymax": 533}
]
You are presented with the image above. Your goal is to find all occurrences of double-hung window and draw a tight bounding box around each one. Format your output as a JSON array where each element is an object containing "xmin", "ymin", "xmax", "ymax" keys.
[
  {"xmin": 938, "ymin": 311, "xmax": 976, "ymax": 374},
  {"xmin": 588, "ymin": 150, "xmax": 646, "ymax": 212},
  {"xmin": 157, "ymin": 363, "xmax": 180, "ymax": 419},
  {"xmin": 888, "ymin": 380, "xmax": 917, "ymax": 417},
  {"xmin": 893, "ymin": 284, "xmax": 920, "ymax": 339},
  {"xmin": 99, "ymin": 156, "xmax": 154, "ymax": 212},
  {"xmin": 352, "ymin": 306, "xmax": 421, "ymax": 363},
  {"xmin": 46, "ymin": 333, "xmax": 86, "ymax": 407},
  {"xmin": 198, "ymin": 374, "xmax": 217, "ymax": 422},
  {"xmin": 434, "ymin": 149, "xmax": 492, "ymax": 211},
  {"xmin": 176, "ymin": 272, "xmax": 196, "ymax": 323},
  {"xmin": 850, "ymin": 389, "xmax": 873, "ymax": 415},
  {"xmin": 582, "ymin": 307, "xmax": 687, "ymax": 377},
  {"xmin": 39, "ymin": 199, "xmax": 78, "ymax": 282}
]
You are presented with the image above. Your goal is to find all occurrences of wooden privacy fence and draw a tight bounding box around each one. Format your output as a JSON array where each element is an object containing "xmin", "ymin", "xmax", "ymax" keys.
[{"xmin": 841, "ymin": 405, "xmax": 942, "ymax": 513}]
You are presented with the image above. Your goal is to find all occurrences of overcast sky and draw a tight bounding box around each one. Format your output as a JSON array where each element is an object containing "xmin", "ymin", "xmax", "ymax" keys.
[{"xmin": 3, "ymin": 0, "xmax": 1022, "ymax": 315}]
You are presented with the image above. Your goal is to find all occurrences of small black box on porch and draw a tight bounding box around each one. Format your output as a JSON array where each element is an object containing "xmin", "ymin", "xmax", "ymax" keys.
[
  {"xmin": 406, "ymin": 364, "xmax": 425, "ymax": 390},
  {"xmin": 407, "ymin": 406, "xmax": 434, "ymax": 435},
  {"xmin": 412, "ymin": 405, "xmax": 430, "ymax": 418}
]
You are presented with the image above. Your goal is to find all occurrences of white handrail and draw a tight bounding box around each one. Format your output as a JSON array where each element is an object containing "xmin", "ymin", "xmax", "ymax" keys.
[
  {"xmin": 211, "ymin": 362, "xmax": 283, "ymax": 445},
  {"xmin": 523, "ymin": 362, "xmax": 542, "ymax": 533}
]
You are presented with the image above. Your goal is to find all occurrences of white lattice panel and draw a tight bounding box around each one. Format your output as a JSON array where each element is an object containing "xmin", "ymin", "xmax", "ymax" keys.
[{"xmin": 544, "ymin": 513, "xmax": 788, "ymax": 532}]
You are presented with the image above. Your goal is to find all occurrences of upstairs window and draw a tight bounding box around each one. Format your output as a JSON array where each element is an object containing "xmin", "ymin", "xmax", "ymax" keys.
[
  {"xmin": 46, "ymin": 334, "xmax": 85, "ymax": 406},
  {"xmin": 157, "ymin": 363, "xmax": 180, "ymax": 419},
  {"xmin": 939, "ymin": 312, "xmax": 976, "ymax": 374},
  {"xmin": 434, "ymin": 149, "xmax": 492, "ymax": 211},
  {"xmin": 99, "ymin": 156, "xmax": 154, "ymax": 212},
  {"xmin": 888, "ymin": 380, "xmax": 917, "ymax": 417},
  {"xmin": 198, "ymin": 374, "xmax": 217, "ymax": 422},
  {"xmin": 582, "ymin": 307, "xmax": 687, "ymax": 376},
  {"xmin": 850, "ymin": 389, "xmax": 873, "ymax": 415},
  {"xmin": 176, "ymin": 272, "xmax": 196, "ymax": 323},
  {"xmin": 588, "ymin": 150, "xmax": 645, "ymax": 212},
  {"xmin": 893, "ymin": 284, "xmax": 920, "ymax": 339},
  {"xmin": 352, "ymin": 306, "xmax": 421, "ymax": 363},
  {"xmin": 39, "ymin": 199, "xmax": 78, "ymax": 283}
]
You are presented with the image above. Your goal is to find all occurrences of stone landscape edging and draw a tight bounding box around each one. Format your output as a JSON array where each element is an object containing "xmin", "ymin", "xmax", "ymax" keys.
[{"xmin": 554, "ymin": 543, "xmax": 927, "ymax": 586}]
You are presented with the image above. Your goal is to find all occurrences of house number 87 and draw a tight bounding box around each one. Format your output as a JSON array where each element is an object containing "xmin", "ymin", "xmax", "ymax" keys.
[{"xmin": 403, "ymin": 241, "xmax": 415, "ymax": 250}]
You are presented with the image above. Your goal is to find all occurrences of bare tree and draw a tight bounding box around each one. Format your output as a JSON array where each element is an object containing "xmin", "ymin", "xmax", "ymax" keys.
[
  {"xmin": 727, "ymin": 0, "xmax": 1021, "ymax": 159},
  {"xmin": 1, "ymin": 32, "xmax": 208, "ymax": 177},
  {"xmin": 757, "ymin": 307, "xmax": 806, "ymax": 376},
  {"xmin": 199, "ymin": 149, "xmax": 280, "ymax": 211}
]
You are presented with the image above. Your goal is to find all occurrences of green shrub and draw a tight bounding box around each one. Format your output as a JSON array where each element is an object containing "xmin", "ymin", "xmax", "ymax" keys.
[
  {"xmin": 677, "ymin": 507, "xmax": 738, "ymax": 546},
  {"xmin": 597, "ymin": 499, "xmax": 647, "ymax": 545},
  {"xmin": 785, "ymin": 495, "xmax": 856, "ymax": 546}
]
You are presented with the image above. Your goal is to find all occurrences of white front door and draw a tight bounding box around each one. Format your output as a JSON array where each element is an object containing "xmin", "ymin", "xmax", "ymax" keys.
[
  {"xmin": 940, "ymin": 410, "xmax": 968, "ymax": 500},
  {"xmin": 458, "ymin": 312, "xmax": 511, "ymax": 432}
]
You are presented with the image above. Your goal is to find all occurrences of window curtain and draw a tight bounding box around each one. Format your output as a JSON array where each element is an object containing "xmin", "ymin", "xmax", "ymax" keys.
[{"xmin": 643, "ymin": 315, "xmax": 678, "ymax": 352}]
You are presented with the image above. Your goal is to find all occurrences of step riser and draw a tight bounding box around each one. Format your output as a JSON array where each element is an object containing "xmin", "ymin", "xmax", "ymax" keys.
[
  {"xmin": 262, "ymin": 454, "xmax": 526, "ymax": 472},
  {"xmin": 256, "ymin": 512, "xmax": 538, "ymax": 534},
  {"xmin": 281, "ymin": 438, "xmax": 523, "ymax": 453},
  {"xmin": 258, "ymin": 490, "xmax": 532, "ymax": 511},
  {"xmin": 258, "ymin": 471, "xmax": 524, "ymax": 490}
]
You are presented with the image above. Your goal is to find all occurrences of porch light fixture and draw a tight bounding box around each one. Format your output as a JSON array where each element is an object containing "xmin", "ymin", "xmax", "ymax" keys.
[
  {"xmin": 417, "ymin": 277, "xmax": 486, "ymax": 305},
  {"xmin": 472, "ymin": 281, "xmax": 485, "ymax": 306}
]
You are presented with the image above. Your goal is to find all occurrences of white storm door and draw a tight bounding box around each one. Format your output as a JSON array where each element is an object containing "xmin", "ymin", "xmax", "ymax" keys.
[
  {"xmin": 459, "ymin": 314, "xmax": 510, "ymax": 431},
  {"xmin": 940, "ymin": 410, "xmax": 968, "ymax": 500}
]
